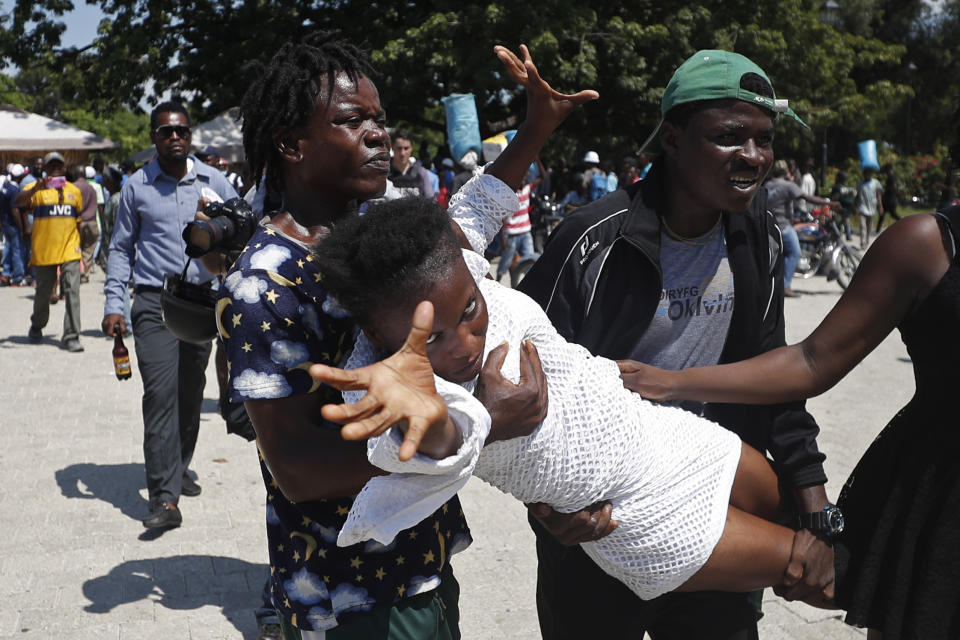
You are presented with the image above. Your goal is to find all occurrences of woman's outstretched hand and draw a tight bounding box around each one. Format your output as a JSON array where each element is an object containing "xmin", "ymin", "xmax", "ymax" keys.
[
  {"xmin": 309, "ymin": 301, "xmax": 460, "ymax": 461},
  {"xmin": 484, "ymin": 44, "xmax": 598, "ymax": 190},
  {"xmin": 617, "ymin": 359, "xmax": 676, "ymax": 403},
  {"xmin": 494, "ymin": 44, "xmax": 599, "ymax": 135}
]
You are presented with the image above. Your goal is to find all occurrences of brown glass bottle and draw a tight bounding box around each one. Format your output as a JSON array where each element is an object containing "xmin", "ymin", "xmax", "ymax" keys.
[{"xmin": 112, "ymin": 324, "xmax": 132, "ymax": 381}]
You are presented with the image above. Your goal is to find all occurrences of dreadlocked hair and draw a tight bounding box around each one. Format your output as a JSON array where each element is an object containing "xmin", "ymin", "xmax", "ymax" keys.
[
  {"xmin": 312, "ymin": 198, "xmax": 462, "ymax": 326},
  {"xmin": 241, "ymin": 31, "xmax": 375, "ymax": 196}
]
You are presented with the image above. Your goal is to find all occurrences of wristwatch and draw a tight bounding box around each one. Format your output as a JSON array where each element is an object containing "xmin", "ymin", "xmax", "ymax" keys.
[{"xmin": 798, "ymin": 504, "xmax": 845, "ymax": 537}]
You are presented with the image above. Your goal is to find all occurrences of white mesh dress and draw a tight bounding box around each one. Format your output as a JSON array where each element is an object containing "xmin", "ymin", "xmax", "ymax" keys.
[{"xmin": 335, "ymin": 173, "xmax": 743, "ymax": 600}]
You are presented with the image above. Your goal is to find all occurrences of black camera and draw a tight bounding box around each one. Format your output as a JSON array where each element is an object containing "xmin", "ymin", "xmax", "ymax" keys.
[
  {"xmin": 183, "ymin": 197, "xmax": 258, "ymax": 262},
  {"xmin": 162, "ymin": 197, "xmax": 258, "ymax": 344}
]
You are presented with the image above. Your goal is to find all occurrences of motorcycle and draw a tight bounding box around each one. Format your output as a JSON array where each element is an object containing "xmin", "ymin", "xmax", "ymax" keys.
[
  {"xmin": 529, "ymin": 192, "xmax": 564, "ymax": 254},
  {"xmin": 793, "ymin": 206, "xmax": 862, "ymax": 290}
]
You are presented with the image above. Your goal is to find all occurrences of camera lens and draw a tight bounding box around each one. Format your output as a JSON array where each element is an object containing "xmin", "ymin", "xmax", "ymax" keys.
[{"xmin": 184, "ymin": 217, "xmax": 236, "ymax": 257}]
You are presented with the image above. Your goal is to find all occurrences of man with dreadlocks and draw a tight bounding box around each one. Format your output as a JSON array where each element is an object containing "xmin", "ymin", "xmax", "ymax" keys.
[{"xmin": 218, "ymin": 34, "xmax": 603, "ymax": 639}]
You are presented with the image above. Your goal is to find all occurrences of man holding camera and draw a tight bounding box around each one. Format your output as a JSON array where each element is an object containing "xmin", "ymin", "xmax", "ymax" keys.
[{"xmin": 102, "ymin": 101, "xmax": 237, "ymax": 530}]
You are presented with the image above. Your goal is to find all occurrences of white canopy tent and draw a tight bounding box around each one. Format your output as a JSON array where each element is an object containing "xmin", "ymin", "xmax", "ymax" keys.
[
  {"xmin": 128, "ymin": 107, "xmax": 244, "ymax": 165},
  {"xmin": 0, "ymin": 104, "xmax": 116, "ymax": 163}
]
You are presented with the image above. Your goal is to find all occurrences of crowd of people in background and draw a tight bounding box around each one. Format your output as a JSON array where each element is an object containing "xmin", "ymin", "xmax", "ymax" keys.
[
  {"xmin": 0, "ymin": 146, "xmax": 246, "ymax": 291},
  {"xmin": 2, "ymin": 141, "xmax": 957, "ymax": 327},
  {"xmin": 368, "ymin": 135, "xmax": 960, "ymax": 309},
  {"xmin": 7, "ymin": 131, "xmax": 951, "ymax": 303},
  {"xmin": 0, "ymin": 154, "xmax": 136, "ymax": 350}
]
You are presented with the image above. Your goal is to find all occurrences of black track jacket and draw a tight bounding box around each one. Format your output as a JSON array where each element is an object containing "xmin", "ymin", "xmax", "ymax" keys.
[{"xmin": 519, "ymin": 163, "xmax": 827, "ymax": 490}]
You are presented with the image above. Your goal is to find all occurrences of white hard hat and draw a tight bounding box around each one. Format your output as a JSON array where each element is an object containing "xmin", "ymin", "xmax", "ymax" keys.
[
  {"xmin": 582, "ymin": 151, "xmax": 600, "ymax": 164},
  {"xmin": 9, "ymin": 163, "xmax": 24, "ymax": 177},
  {"xmin": 85, "ymin": 166, "xmax": 96, "ymax": 179}
]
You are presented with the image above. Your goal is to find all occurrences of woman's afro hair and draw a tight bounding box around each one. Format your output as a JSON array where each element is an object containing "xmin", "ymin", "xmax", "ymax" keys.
[{"xmin": 313, "ymin": 197, "xmax": 462, "ymax": 324}]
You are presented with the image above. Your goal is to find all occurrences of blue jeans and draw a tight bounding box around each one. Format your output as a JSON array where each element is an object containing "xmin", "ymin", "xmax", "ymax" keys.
[
  {"xmin": 2, "ymin": 219, "xmax": 26, "ymax": 282},
  {"xmin": 838, "ymin": 211, "xmax": 852, "ymax": 240},
  {"xmin": 497, "ymin": 232, "xmax": 539, "ymax": 277},
  {"xmin": 781, "ymin": 224, "xmax": 801, "ymax": 290}
]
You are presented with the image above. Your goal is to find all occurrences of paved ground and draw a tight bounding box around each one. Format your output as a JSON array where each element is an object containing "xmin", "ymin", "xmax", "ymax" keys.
[{"xmin": 0, "ymin": 264, "xmax": 913, "ymax": 639}]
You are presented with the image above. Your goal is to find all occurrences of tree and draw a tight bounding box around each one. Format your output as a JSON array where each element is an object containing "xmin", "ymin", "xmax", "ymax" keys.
[
  {"xmin": 890, "ymin": 0, "xmax": 960, "ymax": 160},
  {"xmin": 366, "ymin": 1, "xmax": 910, "ymax": 165},
  {"xmin": 59, "ymin": 105, "xmax": 150, "ymax": 159},
  {"xmin": 0, "ymin": 73, "xmax": 30, "ymax": 109},
  {"xmin": 0, "ymin": 0, "xmax": 925, "ymax": 166},
  {"xmin": 0, "ymin": 0, "xmax": 73, "ymax": 69}
]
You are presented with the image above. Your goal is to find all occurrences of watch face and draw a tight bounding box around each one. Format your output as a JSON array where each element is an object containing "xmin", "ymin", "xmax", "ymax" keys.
[{"xmin": 826, "ymin": 507, "xmax": 845, "ymax": 534}]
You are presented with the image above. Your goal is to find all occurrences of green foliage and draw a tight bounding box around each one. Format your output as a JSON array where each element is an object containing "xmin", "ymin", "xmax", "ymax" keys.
[
  {"xmin": 0, "ymin": 43, "xmax": 148, "ymax": 159},
  {"xmin": 58, "ymin": 106, "xmax": 150, "ymax": 160},
  {"xmin": 827, "ymin": 141, "xmax": 952, "ymax": 209},
  {"xmin": 883, "ymin": 142, "xmax": 953, "ymax": 207},
  {"xmin": 1, "ymin": 0, "xmax": 74, "ymax": 68},
  {"xmin": 0, "ymin": 73, "xmax": 30, "ymax": 108},
  {"xmin": 365, "ymin": 0, "xmax": 913, "ymax": 165},
  {"xmin": 0, "ymin": 0, "xmax": 956, "ymax": 168}
]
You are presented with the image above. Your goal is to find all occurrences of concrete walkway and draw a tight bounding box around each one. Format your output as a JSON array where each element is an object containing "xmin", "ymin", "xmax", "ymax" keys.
[{"xmin": 0, "ymin": 267, "xmax": 912, "ymax": 638}]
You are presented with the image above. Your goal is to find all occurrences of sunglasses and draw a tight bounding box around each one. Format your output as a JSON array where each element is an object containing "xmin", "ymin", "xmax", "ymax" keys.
[{"xmin": 154, "ymin": 125, "xmax": 191, "ymax": 139}]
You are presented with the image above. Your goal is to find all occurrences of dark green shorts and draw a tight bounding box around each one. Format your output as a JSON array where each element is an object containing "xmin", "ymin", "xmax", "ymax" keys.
[{"xmin": 279, "ymin": 563, "xmax": 460, "ymax": 640}]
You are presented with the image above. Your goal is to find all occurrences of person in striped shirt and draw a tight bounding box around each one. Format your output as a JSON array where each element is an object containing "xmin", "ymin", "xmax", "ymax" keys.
[{"xmin": 495, "ymin": 169, "xmax": 540, "ymax": 283}]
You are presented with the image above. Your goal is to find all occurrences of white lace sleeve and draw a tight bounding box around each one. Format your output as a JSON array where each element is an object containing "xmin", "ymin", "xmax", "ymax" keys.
[
  {"xmin": 336, "ymin": 334, "xmax": 492, "ymax": 547},
  {"xmin": 447, "ymin": 170, "xmax": 519, "ymax": 253}
]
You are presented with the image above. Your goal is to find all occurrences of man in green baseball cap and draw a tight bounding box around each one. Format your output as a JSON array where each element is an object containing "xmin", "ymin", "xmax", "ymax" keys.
[{"xmin": 520, "ymin": 49, "xmax": 835, "ymax": 640}]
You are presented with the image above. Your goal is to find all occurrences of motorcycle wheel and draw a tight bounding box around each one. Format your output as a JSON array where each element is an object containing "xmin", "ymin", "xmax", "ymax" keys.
[{"xmin": 834, "ymin": 245, "xmax": 862, "ymax": 290}]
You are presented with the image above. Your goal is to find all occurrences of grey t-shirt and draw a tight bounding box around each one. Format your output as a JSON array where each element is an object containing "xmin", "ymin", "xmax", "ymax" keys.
[
  {"xmin": 629, "ymin": 224, "xmax": 735, "ymax": 415},
  {"xmin": 765, "ymin": 177, "xmax": 804, "ymax": 227},
  {"xmin": 857, "ymin": 177, "xmax": 883, "ymax": 217}
]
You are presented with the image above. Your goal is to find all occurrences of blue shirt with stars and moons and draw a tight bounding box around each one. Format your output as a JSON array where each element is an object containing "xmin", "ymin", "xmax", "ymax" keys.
[{"xmin": 218, "ymin": 223, "xmax": 472, "ymax": 632}]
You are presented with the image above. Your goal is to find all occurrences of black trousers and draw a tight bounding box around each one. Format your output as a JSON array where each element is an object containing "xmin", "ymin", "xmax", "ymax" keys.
[
  {"xmin": 530, "ymin": 515, "xmax": 760, "ymax": 640},
  {"xmin": 875, "ymin": 204, "xmax": 901, "ymax": 232},
  {"xmin": 132, "ymin": 291, "xmax": 212, "ymax": 505}
]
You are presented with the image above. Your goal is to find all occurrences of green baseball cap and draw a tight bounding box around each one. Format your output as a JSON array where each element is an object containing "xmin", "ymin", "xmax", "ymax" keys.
[{"xmin": 662, "ymin": 50, "xmax": 808, "ymax": 128}]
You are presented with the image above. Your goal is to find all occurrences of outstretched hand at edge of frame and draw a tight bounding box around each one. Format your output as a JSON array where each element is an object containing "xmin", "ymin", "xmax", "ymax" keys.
[{"xmin": 310, "ymin": 301, "xmax": 460, "ymax": 462}]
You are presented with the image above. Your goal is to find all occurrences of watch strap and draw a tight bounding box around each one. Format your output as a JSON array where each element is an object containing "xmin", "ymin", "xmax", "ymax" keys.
[{"xmin": 798, "ymin": 510, "xmax": 828, "ymax": 531}]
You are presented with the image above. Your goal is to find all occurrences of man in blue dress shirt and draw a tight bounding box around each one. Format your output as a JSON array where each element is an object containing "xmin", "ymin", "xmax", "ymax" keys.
[{"xmin": 102, "ymin": 101, "xmax": 237, "ymax": 530}]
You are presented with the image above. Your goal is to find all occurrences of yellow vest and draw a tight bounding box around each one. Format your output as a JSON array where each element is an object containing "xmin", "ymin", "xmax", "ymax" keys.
[{"xmin": 25, "ymin": 181, "xmax": 83, "ymax": 266}]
